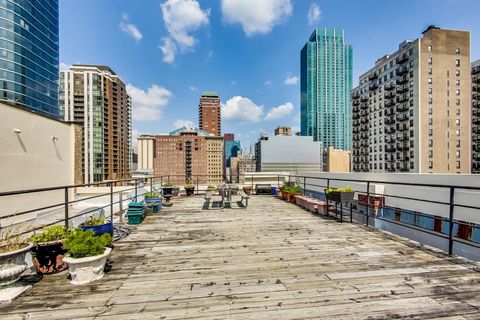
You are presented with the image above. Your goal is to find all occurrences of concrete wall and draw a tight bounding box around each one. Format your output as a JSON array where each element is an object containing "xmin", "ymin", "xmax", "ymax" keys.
[{"xmin": 0, "ymin": 104, "xmax": 75, "ymax": 225}]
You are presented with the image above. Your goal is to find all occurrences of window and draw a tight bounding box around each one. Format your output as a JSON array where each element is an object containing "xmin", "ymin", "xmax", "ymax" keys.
[
  {"xmin": 456, "ymin": 109, "xmax": 460, "ymax": 115},
  {"xmin": 428, "ymin": 57, "xmax": 433, "ymax": 65},
  {"xmin": 456, "ymin": 129, "xmax": 460, "ymax": 136},
  {"xmin": 428, "ymin": 98, "xmax": 433, "ymax": 105},
  {"xmin": 428, "ymin": 128, "xmax": 433, "ymax": 136},
  {"xmin": 428, "ymin": 161, "xmax": 433, "ymax": 169},
  {"xmin": 456, "ymin": 99, "xmax": 460, "ymax": 106},
  {"xmin": 428, "ymin": 88, "xmax": 432, "ymax": 94},
  {"xmin": 428, "ymin": 78, "xmax": 432, "ymax": 84},
  {"xmin": 456, "ymin": 70, "xmax": 460, "ymax": 76},
  {"xmin": 456, "ymin": 150, "xmax": 461, "ymax": 158},
  {"xmin": 456, "ymin": 89, "xmax": 460, "ymax": 96},
  {"xmin": 456, "ymin": 161, "xmax": 461, "ymax": 169},
  {"xmin": 456, "ymin": 79, "xmax": 460, "ymax": 86},
  {"xmin": 428, "ymin": 68, "xmax": 432, "ymax": 75},
  {"xmin": 456, "ymin": 140, "xmax": 461, "ymax": 148},
  {"xmin": 456, "ymin": 59, "xmax": 460, "ymax": 67},
  {"xmin": 428, "ymin": 118, "xmax": 433, "ymax": 125},
  {"xmin": 429, "ymin": 139, "xmax": 433, "ymax": 147},
  {"xmin": 456, "ymin": 119, "xmax": 460, "ymax": 126},
  {"xmin": 428, "ymin": 108, "xmax": 433, "ymax": 115},
  {"xmin": 429, "ymin": 150, "xmax": 433, "ymax": 158},
  {"xmin": 456, "ymin": 48, "xmax": 460, "ymax": 54},
  {"xmin": 428, "ymin": 45, "xmax": 432, "ymax": 52}
]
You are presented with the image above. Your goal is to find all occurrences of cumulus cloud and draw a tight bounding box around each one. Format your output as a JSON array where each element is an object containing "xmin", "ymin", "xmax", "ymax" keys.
[
  {"xmin": 265, "ymin": 102, "xmax": 294, "ymax": 120},
  {"xmin": 127, "ymin": 84, "xmax": 172, "ymax": 121},
  {"xmin": 284, "ymin": 75, "xmax": 299, "ymax": 85},
  {"xmin": 132, "ymin": 128, "xmax": 142, "ymax": 147},
  {"xmin": 119, "ymin": 13, "xmax": 143, "ymax": 41},
  {"xmin": 159, "ymin": 0, "xmax": 210, "ymax": 63},
  {"xmin": 222, "ymin": 96, "xmax": 264, "ymax": 123},
  {"xmin": 174, "ymin": 119, "xmax": 195, "ymax": 129},
  {"xmin": 307, "ymin": 3, "xmax": 321, "ymax": 26},
  {"xmin": 159, "ymin": 37, "xmax": 176, "ymax": 64},
  {"xmin": 221, "ymin": 0, "xmax": 292, "ymax": 36}
]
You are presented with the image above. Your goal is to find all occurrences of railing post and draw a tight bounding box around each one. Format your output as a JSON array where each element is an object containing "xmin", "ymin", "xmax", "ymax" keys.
[
  {"xmin": 196, "ymin": 176, "xmax": 199, "ymax": 195},
  {"xmin": 119, "ymin": 191, "xmax": 123, "ymax": 223},
  {"xmin": 327, "ymin": 179, "xmax": 330, "ymax": 189},
  {"xmin": 366, "ymin": 181, "xmax": 370, "ymax": 226},
  {"xmin": 110, "ymin": 182, "xmax": 114, "ymax": 225},
  {"xmin": 64, "ymin": 187, "xmax": 69, "ymax": 229},
  {"xmin": 303, "ymin": 176, "xmax": 306, "ymax": 195},
  {"xmin": 277, "ymin": 174, "xmax": 280, "ymax": 188},
  {"xmin": 150, "ymin": 177, "xmax": 153, "ymax": 192},
  {"xmin": 448, "ymin": 187, "xmax": 455, "ymax": 255},
  {"xmin": 135, "ymin": 179, "xmax": 138, "ymax": 202}
]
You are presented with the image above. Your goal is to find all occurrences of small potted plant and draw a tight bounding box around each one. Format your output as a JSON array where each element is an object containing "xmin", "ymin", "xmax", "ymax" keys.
[
  {"xmin": 30, "ymin": 226, "xmax": 70, "ymax": 274},
  {"xmin": 0, "ymin": 229, "xmax": 32, "ymax": 287},
  {"xmin": 161, "ymin": 183, "xmax": 174, "ymax": 196},
  {"xmin": 184, "ymin": 181, "xmax": 195, "ymax": 196},
  {"xmin": 80, "ymin": 215, "xmax": 112, "ymax": 236},
  {"xmin": 62, "ymin": 228, "xmax": 112, "ymax": 285},
  {"xmin": 243, "ymin": 185, "xmax": 253, "ymax": 195},
  {"xmin": 207, "ymin": 185, "xmax": 216, "ymax": 192},
  {"xmin": 325, "ymin": 186, "xmax": 355, "ymax": 203},
  {"xmin": 286, "ymin": 184, "xmax": 302, "ymax": 203}
]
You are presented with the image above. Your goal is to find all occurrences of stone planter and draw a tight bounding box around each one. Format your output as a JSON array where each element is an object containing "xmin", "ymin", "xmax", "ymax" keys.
[
  {"xmin": 31, "ymin": 240, "xmax": 68, "ymax": 275},
  {"xmin": 185, "ymin": 187, "xmax": 195, "ymax": 196},
  {"xmin": 172, "ymin": 187, "xmax": 180, "ymax": 196},
  {"xmin": 243, "ymin": 186, "xmax": 253, "ymax": 195},
  {"xmin": 0, "ymin": 244, "xmax": 32, "ymax": 286},
  {"xmin": 63, "ymin": 247, "xmax": 111, "ymax": 285}
]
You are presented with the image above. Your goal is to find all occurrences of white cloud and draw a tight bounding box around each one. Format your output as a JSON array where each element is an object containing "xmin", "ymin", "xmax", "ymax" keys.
[
  {"xmin": 158, "ymin": 37, "xmax": 176, "ymax": 64},
  {"xmin": 132, "ymin": 129, "xmax": 141, "ymax": 147},
  {"xmin": 119, "ymin": 13, "xmax": 143, "ymax": 41},
  {"xmin": 221, "ymin": 0, "xmax": 292, "ymax": 36},
  {"xmin": 59, "ymin": 62, "xmax": 70, "ymax": 70},
  {"xmin": 159, "ymin": 0, "xmax": 210, "ymax": 63},
  {"xmin": 284, "ymin": 75, "xmax": 299, "ymax": 85},
  {"xmin": 307, "ymin": 3, "xmax": 321, "ymax": 26},
  {"xmin": 189, "ymin": 86, "xmax": 198, "ymax": 92},
  {"xmin": 265, "ymin": 102, "xmax": 293, "ymax": 120},
  {"xmin": 173, "ymin": 119, "xmax": 195, "ymax": 129},
  {"xmin": 222, "ymin": 96, "xmax": 264, "ymax": 123},
  {"xmin": 264, "ymin": 80, "xmax": 272, "ymax": 86},
  {"xmin": 127, "ymin": 84, "xmax": 172, "ymax": 121}
]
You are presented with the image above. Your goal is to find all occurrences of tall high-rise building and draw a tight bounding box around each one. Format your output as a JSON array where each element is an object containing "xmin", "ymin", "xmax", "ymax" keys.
[
  {"xmin": 60, "ymin": 65, "xmax": 132, "ymax": 183},
  {"xmin": 138, "ymin": 127, "xmax": 223, "ymax": 186},
  {"xmin": 199, "ymin": 91, "xmax": 221, "ymax": 136},
  {"xmin": 351, "ymin": 26, "xmax": 471, "ymax": 173},
  {"xmin": 0, "ymin": 0, "xmax": 59, "ymax": 118},
  {"xmin": 301, "ymin": 28, "xmax": 353, "ymax": 150},
  {"xmin": 472, "ymin": 60, "xmax": 480, "ymax": 174}
]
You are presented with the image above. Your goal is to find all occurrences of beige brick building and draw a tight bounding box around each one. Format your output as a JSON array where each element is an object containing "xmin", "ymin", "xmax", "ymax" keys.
[
  {"xmin": 138, "ymin": 127, "xmax": 223, "ymax": 186},
  {"xmin": 352, "ymin": 26, "xmax": 471, "ymax": 173}
]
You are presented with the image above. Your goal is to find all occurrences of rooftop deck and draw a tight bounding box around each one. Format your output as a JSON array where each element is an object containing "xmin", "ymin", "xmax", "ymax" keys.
[{"xmin": 2, "ymin": 196, "xmax": 480, "ymax": 319}]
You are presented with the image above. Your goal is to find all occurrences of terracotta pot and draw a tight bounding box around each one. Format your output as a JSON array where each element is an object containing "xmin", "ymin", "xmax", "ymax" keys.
[
  {"xmin": 0, "ymin": 244, "xmax": 32, "ymax": 287},
  {"xmin": 243, "ymin": 187, "xmax": 252, "ymax": 195},
  {"xmin": 31, "ymin": 240, "xmax": 68, "ymax": 275}
]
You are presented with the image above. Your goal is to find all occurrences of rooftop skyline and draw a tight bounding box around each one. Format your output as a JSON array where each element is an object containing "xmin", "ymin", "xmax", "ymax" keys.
[{"xmin": 60, "ymin": 0, "xmax": 480, "ymax": 147}]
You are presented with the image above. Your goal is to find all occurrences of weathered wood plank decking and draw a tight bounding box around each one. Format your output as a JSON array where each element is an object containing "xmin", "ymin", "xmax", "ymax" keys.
[{"xmin": 1, "ymin": 196, "xmax": 480, "ymax": 319}]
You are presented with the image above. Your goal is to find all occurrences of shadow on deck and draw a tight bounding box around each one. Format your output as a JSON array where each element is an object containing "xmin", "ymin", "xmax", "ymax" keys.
[{"xmin": 1, "ymin": 196, "xmax": 480, "ymax": 319}]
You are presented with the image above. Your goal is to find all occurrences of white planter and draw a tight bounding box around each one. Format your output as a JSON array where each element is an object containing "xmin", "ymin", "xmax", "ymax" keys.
[
  {"xmin": 0, "ymin": 244, "xmax": 32, "ymax": 287},
  {"xmin": 63, "ymin": 247, "xmax": 111, "ymax": 285}
]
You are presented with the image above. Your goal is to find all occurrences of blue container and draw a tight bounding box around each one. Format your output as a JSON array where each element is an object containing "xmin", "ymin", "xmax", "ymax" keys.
[
  {"xmin": 271, "ymin": 187, "xmax": 277, "ymax": 195},
  {"xmin": 145, "ymin": 198, "xmax": 162, "ymax": 211},
  {"xmin": 80, "ymin": 222, "xmax": 113, "ymax": 236}
]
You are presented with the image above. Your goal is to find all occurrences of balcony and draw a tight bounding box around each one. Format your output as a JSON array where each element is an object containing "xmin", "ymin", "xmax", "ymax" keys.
[
  {"xmin": 473, "ymin": 74, "xmax": 480, "ymax": 84},
  {"xmin": 396, "ymin": 133, "xmax": 409, "ymax": 141},
  {"xmin": 396, "ymin": 94, "xmax": 409, "ymax": 103},
  {"xmin": 369, "ymin": 82, "xmax": 379, "ymax": 91},
  {"xmin": 396, "ymin": 53, "xmax": 408, "ymax": 64},
  {"xmin": 352, "ymin": 99, "xmax": 360, "ymax": 106},
  {"xmin": 360, "ymin": 102, "xmax": 369, "ymax": 110},
  {"xmin": 396, "ymin": 75, "xmax": 408, "ymax": 85},
  {"xmin": 396, "ymin": 84, "xmax": 409, "ymax": 93},
  {"xmin": 368, "ymin": 72, "xmax": 379, "ymax": 80},
  {"xmin": 397, "ymin": 143, "xmax": 409, "ymax": 151},
  {"xmin": 385, "ymin": 99, "xmax": 395, "ymax": 108},
  {"xmin": 396, "ymin": 103, "xmax": 409, "ymax": 112},
  {"xmin": 360, "ymin": 95, "xmax": 369, "ymax": 102},
  {"xmin": 396, "ymin": 66, "xmax": 409, "ymax": 76},
  {"xmin": 384, "ymin": 82, "xmax": 395, "ymax": 91},
  {"xmin": 384, "ymin": 116, "xmax": 396, "ymax": 125},
  {"xmin": 396, "ymin": 113, "xmax": 409, "ymax": 122},
  {"xmin": 384, "ymin": 91, "xmax": 396, "ymax": 99},
  {"xmin": 351, "ymin": 91, "xmax": 361, "ymax": 99}
]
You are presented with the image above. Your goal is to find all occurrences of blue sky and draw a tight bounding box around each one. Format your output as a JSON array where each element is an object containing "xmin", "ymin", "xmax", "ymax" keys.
[{"xmin": 60, "ymin": 0, "xmax": 480, "ymax": 149}]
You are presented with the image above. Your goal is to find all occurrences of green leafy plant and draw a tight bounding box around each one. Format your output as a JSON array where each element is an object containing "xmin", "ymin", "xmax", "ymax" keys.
[
  {"xmin": 162, "ymin": 182, "xmax": 173, "ymax": 187},
  {"xmin": 325, "ymin": 185, "xmax": 353, "ymax": 194},
  {"xmin": 281, "ymin": 182, "xmax": 302, "ymax": 195},
  {"xmin": 207, "ymin": 185, "xmax": 216, "ymax": 190},
  {"xmin": 30, "ymin": 226, "xmax": 70, "ymax": 244},
  {"xmin": 63, "ymin": 228, "xmax": 112, "ymax": 259},
  {"xmin": 144, "ymin": 191, "xmax": 160, "ymax": 199},
  {"xmin": 83, "ymin": 215, "xmax": 105, "ymax": 227},
  {"xmin": 184, "ymin": 183, "xmax": 195, "ymax": 189},
  {"xmin": 0, "ymin": 227, "xmax": 29, "ymax": 254}
]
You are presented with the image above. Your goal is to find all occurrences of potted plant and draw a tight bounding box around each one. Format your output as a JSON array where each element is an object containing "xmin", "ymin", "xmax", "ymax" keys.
[
  {"xmin": 80, "ymin": 215, "xmax": 113, "ymax": 236},
  {"xmin": 243, "ymin": 185, "xmax": 253, "ymax": 195},
  {"xmin": 30, "ymin": 226, "xmax": 70, "ymax": 274},
  {"xmin": 0, "ymin": 229, "xmax": 32, "ymax": 287},
  {"xmin": 184, "ymin": 182, "xmax": 195, "ymax": 196},
  {"xmin": 62, "ymin": 229, "xmax": 112, "ymax": 285},
  {"xmin": 325, "ymin": 186, "xmax": 355, "ymax": 203},
  {"xmin": 286, "ymin": 184, "xmax": 302, "ymax": 203},
  {"xmin": 207, "ymin": 185, "xmax": 216, "ymax": 192},
  {"xmin": 162, "ymin": 183, "xmax": 174, "ymax": 196}
]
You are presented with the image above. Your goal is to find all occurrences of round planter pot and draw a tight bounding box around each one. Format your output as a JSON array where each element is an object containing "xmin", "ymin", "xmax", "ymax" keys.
[
  {"xmin": 63, "ymin": 247, "xmax": 111, "ymax": 285},
  {"xmin": 185, "ymin": 188, "xmax": 195, "ymax": 196},
  {"xmin": 31, "ymin": 240, "xmax": 68, "ymax": 275},
  {"xmin": 0, "ymin": 244, "xmax": 33, "ymax": 287},
  {"xmin": 172, "ymin": 187, "xmax": 180, "ymax": 196},
  {"xmin": 243, "ymin": 187, "xmax": 252, "ymax": 195}
]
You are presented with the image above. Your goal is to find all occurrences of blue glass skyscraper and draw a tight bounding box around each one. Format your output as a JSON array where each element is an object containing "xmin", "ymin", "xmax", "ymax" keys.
[
  {"xmin": 301, "ymin": 28, "xmax": 353, "ymax": 150},
  {"xmin": 0, "ymin": 0, "xmax": 59, "ymax": 118}
]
